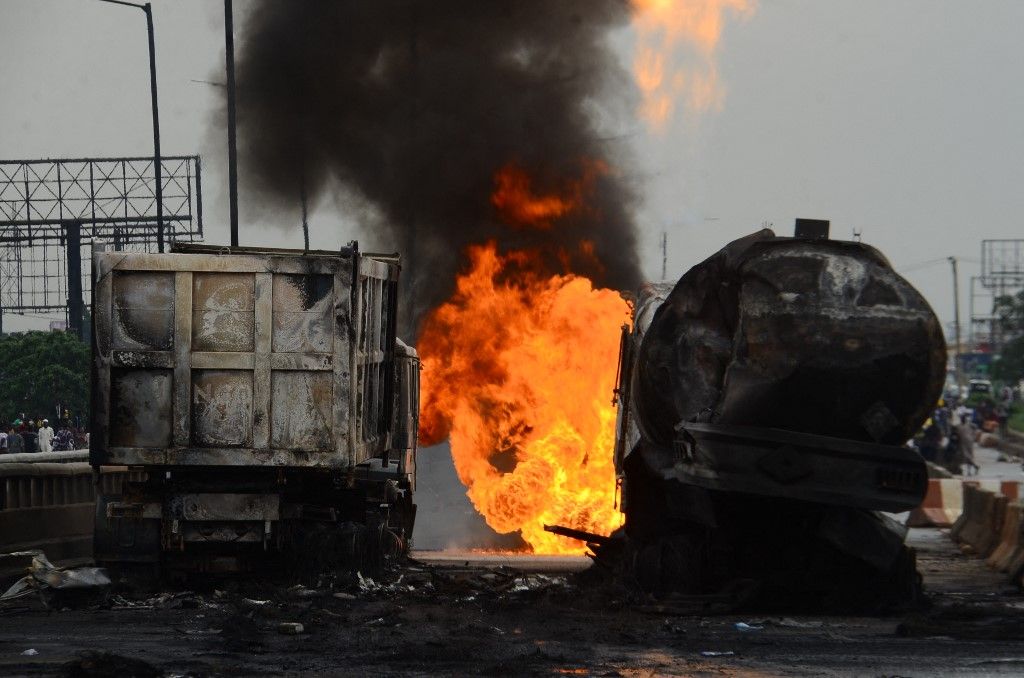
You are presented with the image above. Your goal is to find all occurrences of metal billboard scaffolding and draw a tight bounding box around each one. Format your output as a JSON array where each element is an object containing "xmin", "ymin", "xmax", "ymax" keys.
[
  {"xmin": 972, "ymin": 239, "xmax": 1024, "ymax": 355},
  {"xmin": 0, "ymin": 155, "xmax": 203, "ymax": 337}
]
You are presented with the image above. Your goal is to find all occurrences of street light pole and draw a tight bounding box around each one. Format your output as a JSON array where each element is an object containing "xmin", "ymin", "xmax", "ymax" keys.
[
  {"xmin": 144, "ymin": 3, "xmax": 164, "ymax": 253},
  {"xmin": 224, "ymin": 0, "xmax": 239, "ymax": 247},
  {"xmin": 97, "ymin": 0, "xmax": 164, "ymax": 253}
]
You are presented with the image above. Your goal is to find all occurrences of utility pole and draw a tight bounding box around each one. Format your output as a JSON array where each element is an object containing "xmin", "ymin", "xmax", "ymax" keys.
[
  {"xmin": 949, "ymin": 256, "xmax": 962, "ymax": 387},
  {"xmin": 403, "ymin": 0, "xmax": 420, "ymax": 336},
  {"xmin": 224, "ymin": 0, "xmax": 239, "ymax": 247},
  {"xmin": 144, "ymin": 3, "xmax": 163, "ymax": 253}
]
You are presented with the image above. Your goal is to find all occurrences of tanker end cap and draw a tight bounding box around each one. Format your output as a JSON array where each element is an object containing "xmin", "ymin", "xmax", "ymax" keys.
[{"xmin": 794, "ymin": 218, "xmax": 830, "ymax": 240}]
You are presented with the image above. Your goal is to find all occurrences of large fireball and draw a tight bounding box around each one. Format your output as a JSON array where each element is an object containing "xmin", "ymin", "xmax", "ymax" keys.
[{"xmin": 418, "ymin": 241, "xmax": 629, "ymax": 554}]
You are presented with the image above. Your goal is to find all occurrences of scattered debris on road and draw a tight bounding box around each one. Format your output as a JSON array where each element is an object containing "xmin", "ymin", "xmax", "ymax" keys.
[{"xmin": 0, "ymin": 550, "xmax": 109, "ymax": 609}]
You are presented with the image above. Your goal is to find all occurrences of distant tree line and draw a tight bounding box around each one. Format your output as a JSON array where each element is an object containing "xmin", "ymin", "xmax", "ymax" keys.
[
  {"xmin": 992, "ymin": 289, "xmax": 1024, "ymax": 384},
  {"xmin": 0, "ymin": 331, "xmax": 88, "ymax": 425}
]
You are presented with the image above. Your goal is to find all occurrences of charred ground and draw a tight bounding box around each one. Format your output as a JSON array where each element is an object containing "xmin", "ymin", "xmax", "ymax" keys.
[{"xmin": 3, "ymin": 530, "xmax": 1024, "ymax": 677}]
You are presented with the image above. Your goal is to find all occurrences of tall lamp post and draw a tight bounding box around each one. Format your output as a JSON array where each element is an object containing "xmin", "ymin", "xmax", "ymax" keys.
[
  {"xmin": 97, "ymin": 0, "xmax": 164, "ymax": 253},
  {"xmin": 224, "ymin": 0, "xmax": 239, "ymax": 248}
]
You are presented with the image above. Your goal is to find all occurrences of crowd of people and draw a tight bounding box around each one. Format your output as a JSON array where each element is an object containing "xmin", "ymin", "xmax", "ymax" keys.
[
  {"xmin": 0, "ymin": 411, "xmax": 88, "ymax": 455},
  {"xmin": 915, "ymin": 386, "xmax": 1017, "ymax": 476}
]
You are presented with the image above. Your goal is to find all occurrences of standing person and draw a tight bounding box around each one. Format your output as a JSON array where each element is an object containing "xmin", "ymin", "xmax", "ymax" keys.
[
  {"xmin": 934, "ymin": 399, "xmax": 952, "ymax": 438},
  {"xmin": 7, "ymin": 426, "xmax": 24, "ymax": 455},
  {"xmin": 20, "ymin": 421, "xmax": 38, "ymax": 454},
  {"xmin": 996, "ymin": 403, "xmax": 1009, "ymax": 438},
  {"xmin": 37, "ymin": 419, "xmax": 54, "ymax": 454},
  {"xmin": 0, "ymin": 428, "xmax": 7, "ymax": 453},
  {"xmin": 52, "ymin": 426, "xmax": 75, "ymax": 452},
  {"xmin": 957, "ymin": 419, "xmax": 979, "ymax": 476}
]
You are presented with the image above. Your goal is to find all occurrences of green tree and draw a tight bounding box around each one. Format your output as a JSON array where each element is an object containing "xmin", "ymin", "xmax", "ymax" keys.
[
  {"xmin": 0, "ymin": 331, "xmax": 89, "ymax": 426},
  {"xmin": 993, "ymin": 335, "xmax": 1024, "ymax": 383},
  {"xmin": 994, "ymin": 289, "xmax": 1024, "ymax": 335},
  {"xmin": 992, "ymin": 290, "xmax": 1024, "ymax": 383}
]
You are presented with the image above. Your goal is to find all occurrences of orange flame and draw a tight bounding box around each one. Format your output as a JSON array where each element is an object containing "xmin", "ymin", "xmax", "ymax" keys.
[
  {"xmin": 632, "ymin": 0, "xmax": 755, "ymax": 129},
  {"xmin": 419, "ymin": 243, "xmax": 629, "ymax": 553},
  {"xmin": 491, "ymin": 161, "xmax": 608, "ymax": 229}
]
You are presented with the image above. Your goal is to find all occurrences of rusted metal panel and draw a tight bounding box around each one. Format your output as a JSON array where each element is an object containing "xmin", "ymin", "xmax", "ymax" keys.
[
  {"xmin": 191, "ymin": 272, "xmax": 255, "ymax": 352},
  {"xmin": 191, "ymin": 370, "xmax": 254, "ymax": 447},
  {"xmin": 270, "ymin": 371, "xmax": 333, "ymax": 451},
  {"xmin": 92, "ymin": 248, "xmax": 398, "ymax": 471},
  {"xmin": 112, "ymin": 271, "xmax": 175, "ymax": 350},
  {"xmin": 272, "ymin": 273, "xmax": 334, "ymax": 353},
  {"xmin": 109, "ymin": 368, "xmax": 173, "ymax": 448}
]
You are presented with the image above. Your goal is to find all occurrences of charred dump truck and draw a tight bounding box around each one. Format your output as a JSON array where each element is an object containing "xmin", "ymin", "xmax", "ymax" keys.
[
  {"xmin": 610, "ymin": 224, "xmax": 945, "ymax": 610},
  {"xmin": 90, "ymin": 243, "xmax": 419, "ymax": 576}
]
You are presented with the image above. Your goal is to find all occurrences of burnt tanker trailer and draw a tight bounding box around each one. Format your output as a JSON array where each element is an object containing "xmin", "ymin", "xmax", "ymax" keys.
[{"xmin": 611, "ymin": 225, "xmax": 945, "ymax": 610}]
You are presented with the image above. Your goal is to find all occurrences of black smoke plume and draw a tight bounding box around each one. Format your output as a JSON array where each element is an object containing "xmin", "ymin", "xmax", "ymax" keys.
[{"xmin": 236, "ymin": 0, "xmax": 642, "ymax": 334}]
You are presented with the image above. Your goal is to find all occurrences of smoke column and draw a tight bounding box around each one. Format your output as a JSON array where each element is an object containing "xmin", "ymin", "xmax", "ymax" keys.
[{"xmin": 235, "ymin": 0, "xmax": 642, "ymax": 331}]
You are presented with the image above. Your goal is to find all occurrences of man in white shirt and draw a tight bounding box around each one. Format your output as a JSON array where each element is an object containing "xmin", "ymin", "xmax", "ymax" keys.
[{"xmin": 38, "ymin": 419, "xmax": 55, "ymax": 454}]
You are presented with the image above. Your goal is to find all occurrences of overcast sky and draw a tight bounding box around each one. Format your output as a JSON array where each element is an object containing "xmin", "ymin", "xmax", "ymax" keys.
[{"xmin": 2, "ymin": 0, "xmax": 1022, "ymax": 335}]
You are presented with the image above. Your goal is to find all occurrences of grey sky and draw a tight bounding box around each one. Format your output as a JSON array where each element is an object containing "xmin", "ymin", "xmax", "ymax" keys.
[{"xmin": 2, "ymin": 0, "xmax": 1022, "ymax": 334}]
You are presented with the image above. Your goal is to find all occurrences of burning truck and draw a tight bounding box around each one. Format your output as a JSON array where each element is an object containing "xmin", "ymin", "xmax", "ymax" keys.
[{"xmin": 594, "ymin": 222, "xmax": 945, "ymax": 609}]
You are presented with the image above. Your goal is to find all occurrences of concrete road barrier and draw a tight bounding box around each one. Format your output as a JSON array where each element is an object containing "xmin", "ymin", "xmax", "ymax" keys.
[
  {"xmin": 987, "ymin": 500, "xmax": 1024, "ymax": 572},
  {"xmin": 970, "ymin": 479, "xmax": 1022, "ymax": 500},
  {"xmin": 956, "ymin": 487, "xmax": 1006, "ymax": 557},
  {"xmin": 907, "ymin": 479, "xmax": 965, "ymax": 527},
  {"xmin": 911, "ymin": 479, "xmax": 1021, "ymax": 530}
]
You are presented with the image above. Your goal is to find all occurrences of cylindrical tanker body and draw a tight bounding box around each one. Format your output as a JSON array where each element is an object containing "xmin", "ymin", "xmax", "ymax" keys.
[
  {"xmin": 610, "ymin": 228, "xmax": 945, "ymax": 610},
  {"xmin": 632, "ymin": 228, "xmax": 946, "ymax": 449}
]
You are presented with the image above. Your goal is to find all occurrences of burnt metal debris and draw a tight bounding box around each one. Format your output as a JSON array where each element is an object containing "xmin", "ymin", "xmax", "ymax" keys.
[{"xmin": 600, "ymin": 226, "xmax": 945, "ymax": 611}]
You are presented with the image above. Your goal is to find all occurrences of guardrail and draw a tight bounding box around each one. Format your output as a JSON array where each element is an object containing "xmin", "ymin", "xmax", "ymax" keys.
[
  {"xmin": 0, "ymin": 462, "xmax": 143, "ymax": 579},
  {"xmin": 0, "ymin": 449, "xmax": 89, "ymax": 465}
]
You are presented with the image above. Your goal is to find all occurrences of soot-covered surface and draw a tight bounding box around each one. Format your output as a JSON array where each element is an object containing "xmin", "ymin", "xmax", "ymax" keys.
[{"xmin": 2, "ymin": 529, "xmax": 1024, "ymax": 677}]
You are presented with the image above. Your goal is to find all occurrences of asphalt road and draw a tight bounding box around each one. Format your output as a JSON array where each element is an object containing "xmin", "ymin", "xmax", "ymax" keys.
[
  {"xmin": 2, "ymin": 438, "xmax": 1022, "ymax": 676},
  {"xmin": 1, "ymin": 526, "xmax": 1023, "ymax": 677}
]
